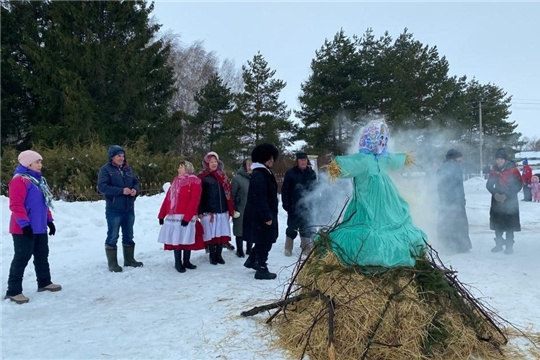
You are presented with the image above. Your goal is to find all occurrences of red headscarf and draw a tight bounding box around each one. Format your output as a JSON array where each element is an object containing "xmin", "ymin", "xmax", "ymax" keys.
[{"xmin": 198, "ymin": 152, "xmax": 234, "ymax": 216}]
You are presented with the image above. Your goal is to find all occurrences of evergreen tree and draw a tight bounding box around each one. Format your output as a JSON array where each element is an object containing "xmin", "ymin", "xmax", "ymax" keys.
[
  {"xmin": 236, "ymin": 52, "xmax": 295, "ymax": 153},
  {"xmin": 296, "ymin": 29, "xmax": 362, "ymax": 155},
  {"xmin": 2, "ymin": 0, "xmax": 174, "ymax": 149}
]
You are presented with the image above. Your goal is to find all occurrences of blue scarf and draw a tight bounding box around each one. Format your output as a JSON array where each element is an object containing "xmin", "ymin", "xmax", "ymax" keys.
[{"xmin": 359, "ymin": 148, "xmax": 388, "ymax": 161}]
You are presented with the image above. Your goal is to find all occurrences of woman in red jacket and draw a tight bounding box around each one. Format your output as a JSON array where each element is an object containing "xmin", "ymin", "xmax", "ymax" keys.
[{"xmin": 157, "ymin": 161, "xmax": 204, "ymax": 273}]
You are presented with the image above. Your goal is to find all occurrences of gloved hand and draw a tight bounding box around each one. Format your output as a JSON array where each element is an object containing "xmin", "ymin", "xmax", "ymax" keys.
[
  {"xmin": 233, "ymin": 211, "xmax": 241, "ymax": 219},
  {"xmin": 494, "ymin": 193, "xmax": 506, "ymax": 203},
  {"xmin": 22, "ymin": 225, "xmax": 33, "ymax": 238},
  {"xmin": 47, "ymin": 222, "xmax": 56, "ymax": 236},
  {"xmin": 181, "ymin": 220, "xmax": 189, "ymax": 227},
  {"xmin": 159, "ymin": 219, "xmax": 164, "ymax": 225}
]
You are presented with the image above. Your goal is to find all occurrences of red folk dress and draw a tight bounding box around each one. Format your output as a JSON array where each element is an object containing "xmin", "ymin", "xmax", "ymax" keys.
[{"xmin": 157, "ymin": 175, "xmax": 204, "ymax": 251}]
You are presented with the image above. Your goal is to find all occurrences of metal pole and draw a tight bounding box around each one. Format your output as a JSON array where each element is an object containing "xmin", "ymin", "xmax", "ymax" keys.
[{"xmin": 479, "ymin": 100, "xmax": 483, "ymax": 177}]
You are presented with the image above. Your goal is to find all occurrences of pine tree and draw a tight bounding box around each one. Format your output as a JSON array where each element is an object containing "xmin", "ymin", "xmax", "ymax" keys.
[{"xmin": 236, "ymin": 52, "xmax": 295, "ymax": 153}]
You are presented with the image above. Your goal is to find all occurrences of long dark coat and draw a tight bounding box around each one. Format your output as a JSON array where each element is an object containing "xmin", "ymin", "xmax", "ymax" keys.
[
  {"xmin": 486, "ymin": 160, "xmax": 522, "ymax": 232},
  {"xmin": 231, "ymin": 166, "xmax": 250, "ymax": 237},
  {"xmin": 436, "ymin": 160, "xmax": 472, "ymax": 253},
  {"xmin": 242, "ymin": 166, "xmax": 278, "ymax": 245}
]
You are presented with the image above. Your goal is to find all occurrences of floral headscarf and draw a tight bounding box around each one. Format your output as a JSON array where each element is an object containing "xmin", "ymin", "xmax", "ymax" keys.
[{"xmin": 358, "ymin": 120, "xmax": 389, "ymax": 156}]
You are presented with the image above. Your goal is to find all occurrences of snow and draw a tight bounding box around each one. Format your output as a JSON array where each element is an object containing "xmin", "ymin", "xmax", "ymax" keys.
[{"xmin": 2, "ymin": 177, "xmax": 539, "ymax": 359}]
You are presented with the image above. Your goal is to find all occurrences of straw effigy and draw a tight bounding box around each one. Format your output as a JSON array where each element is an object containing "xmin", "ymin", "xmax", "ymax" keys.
[{"xmin": 242, "ymin": 233, "xmax": 539, "ymax": 359}]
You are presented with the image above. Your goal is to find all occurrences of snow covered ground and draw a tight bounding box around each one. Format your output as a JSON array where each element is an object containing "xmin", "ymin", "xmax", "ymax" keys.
[{"xmin": 1, "ymin": 176, "xmax": 539, "ymax": 359}]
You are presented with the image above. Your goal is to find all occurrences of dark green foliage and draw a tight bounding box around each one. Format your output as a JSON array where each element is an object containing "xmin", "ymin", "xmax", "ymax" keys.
[{"xmin": 2, "ymin": 0, "xmax": 174, "ymax": 149}]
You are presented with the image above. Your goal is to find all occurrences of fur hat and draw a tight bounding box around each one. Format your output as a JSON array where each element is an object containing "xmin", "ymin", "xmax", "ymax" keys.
[
  {"xmin": 108, "ymin": 145, "xmax": 125, "ymax": 159},
  {"xmin": 202, "ymin": 151, "xmax": 223, "ymax": 171},
  {"xmin": 18, "ymin": 150, "xmax": 43, "ymax": 167},
  {"xmin": 251, "ymin": 143, "xmax": 279, "ymax": 164},
  {"xmin": 445, "ymin": 149, "xmax": 463, "ymax": 160},
  {"xmin": 495, "ymin": 148, "xmax": 507, "ymax": 160},
  {"xmin": 295, "ymin": 152, "xmax": 308, "ymax": 160}
]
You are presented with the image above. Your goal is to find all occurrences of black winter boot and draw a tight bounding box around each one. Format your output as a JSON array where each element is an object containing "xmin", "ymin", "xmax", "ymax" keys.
[
  {"xmin": 235, "ymin": 237, "xmax": 245, "ymax": 258},
  {"xmin": 105, "ymin": 246, "xmax": 123, "ymax": 272},
  {"xmin": 123, "ymin": 244, "xmax": 143, "ymax": 267},
  {"xmin": 216, "ymin": 244, "xmax": 225, "ymax": 264},
  {"xmin": 208, "ymin": 244, "xmax": 218, "ymax": 265},
  {"xmin": 174, "ymin": 250, "xmax": 186, "ymax": 273},
  {"xmin": 504, "ymin": 241, "xmax": 514, "ymax": 255},
  {"xmin": 254, "ymin": 265, "xmax": 277, "ymax": 280},
  {"xmin": 183, "ymin": 250, "xmax": 197, "ymax": 269},
  {"xmin": 243, "ymin": 253, "xmax": 258, "ymax": 270},
  {"xmin": 246, "ymin": 240, "xmax": 253, "ymax": 255}
]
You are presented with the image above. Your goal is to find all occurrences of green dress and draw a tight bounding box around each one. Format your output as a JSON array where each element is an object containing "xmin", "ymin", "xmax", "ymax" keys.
[{"xmin": 324, "ymin": 152, "xmax": 427, "ymax": 268}]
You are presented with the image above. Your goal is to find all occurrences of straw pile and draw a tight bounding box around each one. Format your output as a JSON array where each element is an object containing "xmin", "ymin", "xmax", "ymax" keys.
[{"xmin": 241, "ymin": 233, "xmax": 538, "ymax": 359}]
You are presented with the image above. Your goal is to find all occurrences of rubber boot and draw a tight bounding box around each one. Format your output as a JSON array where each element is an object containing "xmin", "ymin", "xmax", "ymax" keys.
[
  {"xmin": 216, "ymin": 244, "xmax": 225, "ymax": 264},
  {"xmin": 174, "ymin": 250, "xmax": 186, "ymax": 273},
  {"xmin": 183, "ymin": 250, "xmax": 196, "ymax": 269},
  {"xmin": 123, "ymin": 244, "xmax": 143, "ymax": 267},
  {"xmin": 491, "ymin": 237, "xmax": 504, "ymax": 253},
  {"xmin": 255, "ymin": 265, "xmax": 277, "ymax": 280},
  {"xmin": 235, "ymin": 237, "xmax": 245, "ymax": 257},
  {"xmin": 208, "ymin": 244, "xmax": 218, "ymax": 265},
  {"xmin": 284, "ymin": 237, "xmax": 294, "ymax": 257},
  {"xmin": 105, "ymin": 246, "xmax": 123, "ymax": 272}
]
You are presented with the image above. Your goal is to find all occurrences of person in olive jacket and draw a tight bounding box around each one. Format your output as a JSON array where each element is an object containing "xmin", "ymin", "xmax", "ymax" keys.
[
  {"xmin": 243, "ymin": 143, "xmax": 280, "ymax": 280},
  {"xmin": 98, "ymin": 145, "xmax": 143, "ymax": 272},
  {"xmin": 231, "ymin": 158, "xmax": 253, "ymax": 257},
  {"xmin": 486, "ymin": 148, "xmax": 522, "ymax": 254}
]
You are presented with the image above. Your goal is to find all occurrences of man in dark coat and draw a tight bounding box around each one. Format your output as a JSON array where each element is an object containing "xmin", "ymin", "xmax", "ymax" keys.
[
  {"xmin": 97, "ymin": 145, "xmax": 143, "ymax": 272},
  {"xmin": 486, "ymin": 148, "xmax": 522, "ymax": 254},
  {"xmin": 243, "ymin": 143, "xmax": 279, "ymax": 280},
  {"xmin": 281, "ymin": 152, "xmax": 317, "ymax": 256},
  {"xmin": 436, "ymin": 149, "xmax": 472, "ymax": 253}
]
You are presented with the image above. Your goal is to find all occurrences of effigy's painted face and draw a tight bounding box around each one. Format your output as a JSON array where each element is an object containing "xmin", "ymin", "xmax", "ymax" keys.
[{"xmin": 359, "ymin": 120, "xmax": 389, "ymax": 155}]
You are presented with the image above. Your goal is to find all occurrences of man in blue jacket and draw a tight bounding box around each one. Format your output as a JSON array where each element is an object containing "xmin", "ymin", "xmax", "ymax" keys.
[{"xmin": 98, "ymin": 145, "xmax": 143, "ymax": 272}]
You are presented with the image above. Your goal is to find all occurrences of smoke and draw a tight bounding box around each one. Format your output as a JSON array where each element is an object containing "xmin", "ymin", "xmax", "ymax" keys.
[{"xmin": 298, "ymin": 117, "xmax": 480, "ymax": 249}]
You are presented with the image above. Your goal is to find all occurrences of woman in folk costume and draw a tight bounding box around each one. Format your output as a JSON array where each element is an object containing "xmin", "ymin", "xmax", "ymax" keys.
[
  {"xmin": 324, "ymin": 119, "xmax": 427, "ymax": 268},
  {"xmin": 157, "ymin": 161, "xmax": 204, "ymax": 273},
  {"xmin": 486, "ymin": 148, "xmax": 522, "ymax": 254},
  {"xmin": 198, "ymin": 152, "xmax": 234, "ymax": 265}
]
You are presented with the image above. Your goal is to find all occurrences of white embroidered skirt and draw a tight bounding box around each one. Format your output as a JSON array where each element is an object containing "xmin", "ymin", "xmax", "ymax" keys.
[
  {"xmin": 157, "ymin": 214, "xmax": 196, "ymax": 245},
  {"xmin": 200, "ymin": 212, "xmax": 231, "ymax": 242}
]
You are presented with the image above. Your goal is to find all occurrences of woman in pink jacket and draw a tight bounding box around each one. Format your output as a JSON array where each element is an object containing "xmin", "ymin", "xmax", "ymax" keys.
[
  {"xmin": 157, "ymin": 161, "xmax": 204, "ymax": 273},
  {"xmin": 5, "ymin": 150, "xmax": 61, "ymax": 304}
]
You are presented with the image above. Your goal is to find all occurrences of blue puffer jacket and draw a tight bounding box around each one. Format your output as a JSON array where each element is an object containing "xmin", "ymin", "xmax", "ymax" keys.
[{"xmin": 97, "ymin": 146, "xmax": 140, "ymax": 213}]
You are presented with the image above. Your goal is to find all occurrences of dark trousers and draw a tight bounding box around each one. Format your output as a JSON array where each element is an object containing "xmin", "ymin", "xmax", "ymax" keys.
[
  {"xmin": 523, "ymin": 186, "xmax": 532, "ymax": 201},
  {"xmin": 6, "ymin": 233, "xmax": 52, "ymax": 296},
  {"xmin": 252, "ymin": 241, "xmax": 273, "ymax": 266},
  {"xmin": 495, "ymin": 230, "xmax": 515, "ymax": 244}
]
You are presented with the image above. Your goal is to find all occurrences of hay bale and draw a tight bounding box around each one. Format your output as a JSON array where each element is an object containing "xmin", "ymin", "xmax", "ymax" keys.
[{"xmin": 273, "ymin": 251, "xmax": 508, "ymax": 360}]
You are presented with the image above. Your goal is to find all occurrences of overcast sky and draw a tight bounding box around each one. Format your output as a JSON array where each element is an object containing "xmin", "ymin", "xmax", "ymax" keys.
[{"xmin": 152, "ymin": 1, "xmax": 540, "ymax": 140}]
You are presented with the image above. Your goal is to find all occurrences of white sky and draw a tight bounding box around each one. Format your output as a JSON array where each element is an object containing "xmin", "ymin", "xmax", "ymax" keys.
[
  {"xmin": 152, "ymin": 1, "xmax": 540, "ymax": 139},
  {"xmin": 2, "ymin": 177, "xmax": 539, "ymax": 358}
]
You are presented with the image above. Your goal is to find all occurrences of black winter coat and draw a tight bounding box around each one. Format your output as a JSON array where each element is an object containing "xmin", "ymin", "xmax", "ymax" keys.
[
  {"xmin": 242, "ymin": 166, "xmax": 279, "ymax": 245},
  {"xmin": 281, "ymin": 166, "xmax": 317, "ymax": 227},
  {"xmin": 486, "ymin": 160, "xmax": 522, "ymax": 232},
  {"xmin": 198, "ymin": 174, "xmax": 229, "ymax": 214}
]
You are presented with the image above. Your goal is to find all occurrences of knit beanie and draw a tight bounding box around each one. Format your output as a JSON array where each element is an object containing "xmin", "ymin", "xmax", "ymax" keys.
[
  {"xmin": 18, "ymin": 150, "xmax": 43, "ymax": 167},
  {"xmin": 495, "ymin": 148, "xmax": 507, "ymax": 160}
]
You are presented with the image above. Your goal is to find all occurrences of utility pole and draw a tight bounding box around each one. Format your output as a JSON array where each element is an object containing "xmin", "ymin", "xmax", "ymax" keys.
[{"xmin": 479, "ymin": 99, "xmax": 483, "ymax": 177}]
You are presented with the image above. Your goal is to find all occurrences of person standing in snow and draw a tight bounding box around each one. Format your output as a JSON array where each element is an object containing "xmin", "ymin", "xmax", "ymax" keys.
[
  {"xmin": 5, "ymin": 150, "xmax": 61, "ymax": 304},
  {"xmin": 197, "ymin": 151, "xmax": 234, "ymax": 265},
  {"xmin": 231, "ymin": 158, "xmax": 253, "ymax": 257},
  {"xmin": 157, "ymin": 161, "xmax": 204, "ymax": 273},
  {"xmin": 243, "ymin": 143, "xmax": 280, "ymax": 280},
  {"xmin": 486, "ymin": 148, "xmax": 522, "ymax": 254},
  {"xmin": 521, "ymin": 159, "xmax": 533, "ymax": 202},
  {"xmin": 436, "ymin": 149, "xmax": 472, "ymax": 253},
  {"xmin": 97, "ymin": 145, "xmax": 143, "ymax": 272},
  {"xmin": 281, "ymin": 152, "xmax": 318, "ymax": 256}
]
